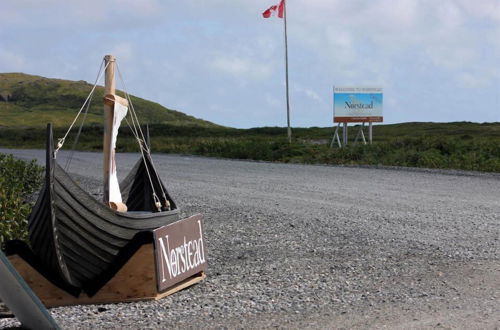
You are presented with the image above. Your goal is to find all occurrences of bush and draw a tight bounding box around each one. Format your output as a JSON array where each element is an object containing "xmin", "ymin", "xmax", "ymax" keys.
[{"xmin": 0, "ymin": 154, "xmax": 43, "ymax": 248}]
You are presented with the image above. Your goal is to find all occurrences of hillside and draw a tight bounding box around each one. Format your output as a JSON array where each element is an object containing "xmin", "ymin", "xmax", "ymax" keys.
[{"xmin": 0, "ymin": 73, "xmax": 218, "ymax": 128}]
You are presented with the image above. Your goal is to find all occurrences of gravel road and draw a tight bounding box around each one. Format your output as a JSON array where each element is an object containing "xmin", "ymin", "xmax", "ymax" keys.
[{"xmin": 1, "ymin": 149, "xmax": 499, "ymax": 329}]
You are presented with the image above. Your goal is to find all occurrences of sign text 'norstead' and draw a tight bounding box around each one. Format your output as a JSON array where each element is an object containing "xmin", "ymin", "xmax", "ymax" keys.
[{"xmin": 153, "ymin": 214, "xmax": 207, "ymax": 292}]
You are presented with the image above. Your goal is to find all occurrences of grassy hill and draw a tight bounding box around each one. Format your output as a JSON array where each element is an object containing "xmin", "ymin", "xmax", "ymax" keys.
[{"xmin": 0, "ymin": 73, "xmax": 218, "ymax": 128}]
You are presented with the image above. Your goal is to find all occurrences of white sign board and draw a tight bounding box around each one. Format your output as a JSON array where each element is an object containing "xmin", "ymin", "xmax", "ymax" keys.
[{"xmin": 333, "ymin": 87, "xmax": 383, "ymax": 123}]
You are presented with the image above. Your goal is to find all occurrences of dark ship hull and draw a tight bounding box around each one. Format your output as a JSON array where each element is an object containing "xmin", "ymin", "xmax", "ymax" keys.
[{"xmin": 24, "ymin": 124, "xmax": 179, "ymax": 295}]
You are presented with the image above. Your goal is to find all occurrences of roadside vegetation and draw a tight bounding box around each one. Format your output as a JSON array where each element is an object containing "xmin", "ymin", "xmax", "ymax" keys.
[
  {"xmin": 0, "ymin": 121, "xmax": 499, "ymax": 173},
  {"xmin": 0, "ymin": 154, "xmax": 43, "ymax": 247}
]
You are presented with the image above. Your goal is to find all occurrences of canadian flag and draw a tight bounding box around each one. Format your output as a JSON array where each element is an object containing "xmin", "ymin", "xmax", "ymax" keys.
[{"xmin": 262, "ymin": 0, "xmax": 285, "ymax": 18}]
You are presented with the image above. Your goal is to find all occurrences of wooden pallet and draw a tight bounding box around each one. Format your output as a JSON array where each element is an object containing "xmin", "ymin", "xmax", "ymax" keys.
[{"xmin": 7, "ymin": 243, "xmax": 205, "ymax": 307}]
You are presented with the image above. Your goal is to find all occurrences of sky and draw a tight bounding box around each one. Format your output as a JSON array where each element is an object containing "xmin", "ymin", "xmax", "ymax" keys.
[{"xmin": 1, "ymin": 0, "xmax": 499, "ymax": 128}]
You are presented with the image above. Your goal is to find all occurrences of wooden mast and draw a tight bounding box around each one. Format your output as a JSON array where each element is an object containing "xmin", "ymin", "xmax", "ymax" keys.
[
  {"xmin": 103, "ymin": 55, "xmax": 115, "ymax": 205},
  {"xmin": 103, "ymin": 55, "xmax": 129, "ymax": 212}
]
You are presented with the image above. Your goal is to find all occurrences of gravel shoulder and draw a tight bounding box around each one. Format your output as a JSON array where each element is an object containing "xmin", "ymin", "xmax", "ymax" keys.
[{"xmin": 0, "ymin": 149, "xmax": 499, "ymax": 329}]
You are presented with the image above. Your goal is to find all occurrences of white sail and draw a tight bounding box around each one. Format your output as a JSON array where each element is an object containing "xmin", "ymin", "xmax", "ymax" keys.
[{"xmin": 108, "ymin": 101, "xmax": 128, "ymax": 206}]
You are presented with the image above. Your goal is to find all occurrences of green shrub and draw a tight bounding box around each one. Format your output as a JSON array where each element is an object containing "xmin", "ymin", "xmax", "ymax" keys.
[
  {"xmin": 0, "ymin": 122, "xmax": 499, "ymax": 172},
  {"xmin": 0, "ymin": 154, "xmax": 43, "ymax": 248}
]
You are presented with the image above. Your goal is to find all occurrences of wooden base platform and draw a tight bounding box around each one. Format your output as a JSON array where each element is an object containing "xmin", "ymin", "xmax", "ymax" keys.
[{"xmin": 7, "ymin": 243, "xmax": 206, "ymax": 307}]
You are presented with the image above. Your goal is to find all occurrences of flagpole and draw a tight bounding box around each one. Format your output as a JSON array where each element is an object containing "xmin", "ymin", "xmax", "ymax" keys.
[{"xmin": 283, "ymin": 0, "xmax": 291, "ymax": 143}]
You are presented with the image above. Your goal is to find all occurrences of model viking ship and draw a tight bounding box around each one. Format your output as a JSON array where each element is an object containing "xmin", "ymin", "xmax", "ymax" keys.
[{"xmin": 6, "ymin": 55, "xmax": 180, "ymax": 296}]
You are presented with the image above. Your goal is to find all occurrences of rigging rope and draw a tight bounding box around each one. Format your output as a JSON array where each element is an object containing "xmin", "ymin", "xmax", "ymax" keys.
[
  {"xmin": 54, "ymin": 59, "xmax": 109, "ymax": 156},
  {"xmin": 64, "ymin": 91, "xmax": 93, "ymax": 170},
  {"xmin": 116, "ymin": 63, "xmax": 169, "ymax": 211}
]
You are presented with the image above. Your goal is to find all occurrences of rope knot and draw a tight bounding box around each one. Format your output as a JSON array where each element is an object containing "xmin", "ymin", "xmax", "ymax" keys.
[
  {"xmin": 57, "ymin": 138, "xmax": 65, "ymax": 149},
  {"xmin": 54, "ymin": 138, "xmax": 65, "ymax": 157},
  {"xmin": 153, "ymin": 193, "xmax": 162, "ymax": 212}
]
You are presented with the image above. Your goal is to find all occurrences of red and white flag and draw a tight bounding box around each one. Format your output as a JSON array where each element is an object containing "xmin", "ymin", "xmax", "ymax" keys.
[{"xmin": 262, "ymin": 0, "xmax": 285, "ymax": 18}]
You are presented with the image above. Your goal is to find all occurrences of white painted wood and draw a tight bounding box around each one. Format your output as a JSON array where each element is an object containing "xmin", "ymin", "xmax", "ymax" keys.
[
  {"xmin": 369, "ymin": 122, "xmax": 373, "ymax": 144},
  {"xmin": 330, "ymin": 123, "xmax": 342, "ymax": 148}
]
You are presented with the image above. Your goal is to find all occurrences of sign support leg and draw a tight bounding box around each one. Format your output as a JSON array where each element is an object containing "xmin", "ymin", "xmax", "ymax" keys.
[
  {"xmin": 353, "ymin": 123, "xmax": 367, "ymax": 145},
  {"xmin": 330, "ymin": 123, "xmax": 342, "ymax": 148},
  {"xmin": 342, "ymin": 123, "xmax": 348, "ymax": 146},
  {"xmin": 369, "ymin": 122, "xmax": 373, "ymax": 144},
  {"xmin": 360, "ymin": 122, "xmax": 366, "ymax": 145}
]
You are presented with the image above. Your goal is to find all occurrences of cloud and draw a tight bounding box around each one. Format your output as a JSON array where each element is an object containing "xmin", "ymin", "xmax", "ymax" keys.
[
  {"xmin": 0, "ymin": 0, "xmax": 167, "ymax": 31},
  {"xmin": 0, "ymin": 51, "xmax": 26, "ymax": 72},
  {"xmin": 456, "ymin": 73, "xmax": 489, "ymax": 89},
  {"xmin": 293, "ymin": 86, "xmax": 324, "ymax": 104},
  {"xmin": 266, "ymin": 94, "xmax": 281, "ymax": 107},
  {"xmin": 109, "ymin": 43, "xmax": 135, "ymax": 64},
  {"xmin": 289, "ymin": 0, "xmax": 499, "ymax": 90},
  {"xmin": 456, "ymin": 0, "xmax": 500, "ymax": 22},
  {"xmin": 210, "ymin": 56, "xmax": 272, "ymax": 80}
]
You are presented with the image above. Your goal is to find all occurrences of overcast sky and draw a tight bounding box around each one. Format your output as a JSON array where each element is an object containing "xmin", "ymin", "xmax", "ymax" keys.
[{"xmin": 1, "ymin": 0, "xmax": 499, "ymax": 128}]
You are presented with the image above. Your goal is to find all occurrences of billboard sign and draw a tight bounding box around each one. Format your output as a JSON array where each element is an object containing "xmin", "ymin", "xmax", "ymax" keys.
[{"xmin": 333, "ymin": 87, "xmax": 383, "ymax": 123}]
